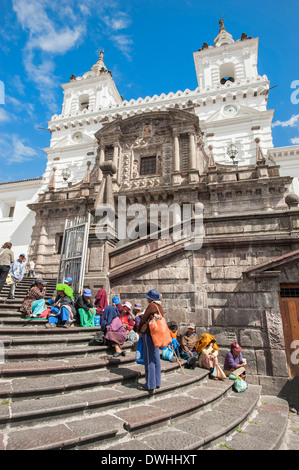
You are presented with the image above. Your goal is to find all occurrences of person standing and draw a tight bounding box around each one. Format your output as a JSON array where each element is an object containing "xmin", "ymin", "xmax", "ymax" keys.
[
  {"xmin": 138, "ymin": 289, "xmax": 163, "ymax": 393},
  {"xmin": 28, "ymin": 258, "xmax": 36, "ymax": 277},
  {"xmin": 8, "ymin": 253, "xmax": 26, "ymax": 299},
  {"xmin": 0, "ymin": 242, "xmax": 14, "ymax": 298}
]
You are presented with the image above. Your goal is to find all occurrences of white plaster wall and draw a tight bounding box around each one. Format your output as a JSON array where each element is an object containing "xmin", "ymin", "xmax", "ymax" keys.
[{"xmin": 0, "ymin": 179, "xmax": 42, "ymax": 259}]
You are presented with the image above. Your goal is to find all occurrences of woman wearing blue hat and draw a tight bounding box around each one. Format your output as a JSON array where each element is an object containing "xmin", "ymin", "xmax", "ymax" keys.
[
  {"xmin": 137, "ymin": 289, "xmax": 163, "ymax": 392},
  {"xmin": 75, "ymin": 289, "xmax": 96, "ymax": 327}
]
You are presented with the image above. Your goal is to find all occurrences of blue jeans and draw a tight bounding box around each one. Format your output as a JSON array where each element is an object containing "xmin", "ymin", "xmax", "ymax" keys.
[
  {"xmin": 180, "ymin": 350, "xmax": 199, "ymax": 365},
  {"xmin": 143, "ymin": 333, "xmax": 161, "ymax": 390},
  {"xmin": 48, "ymin": 306, "xmax": 69, "ymax": 324}
]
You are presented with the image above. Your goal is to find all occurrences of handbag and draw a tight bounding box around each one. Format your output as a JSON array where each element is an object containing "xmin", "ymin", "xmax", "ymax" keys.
[
  {"xmin": 88, "ymin": 330, "xmax": 105, "ymax": 346},
  {"xmin": 135, "ymin": 337, "xmax": 144, "ymax": 365},
  {"xmin": 149, "ymin": 313, "xmax": 172, "ymax": 348},
  {"xmin": 6, "ymin": 273, "xmax": 13, "ymax": 285}
]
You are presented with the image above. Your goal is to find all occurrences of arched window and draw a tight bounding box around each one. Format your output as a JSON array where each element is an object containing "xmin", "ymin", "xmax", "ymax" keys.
[
  {"xmin": 79, "ymin": 94, "xmax": 89, "ymax": 110},
  {"xmin": 219, "ymin": 63, "xmax": 235, "ymax": 85}
]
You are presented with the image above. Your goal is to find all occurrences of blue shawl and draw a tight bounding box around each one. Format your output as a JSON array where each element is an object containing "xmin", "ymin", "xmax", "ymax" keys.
[{"xmin": 101, "ymin": 305, "xmax": 120, "ymax": 333}]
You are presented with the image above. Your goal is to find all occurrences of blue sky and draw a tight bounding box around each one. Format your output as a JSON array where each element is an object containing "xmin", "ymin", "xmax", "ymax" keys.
[{"xmin": 0, "ymin": 0, "xmax": 298, "ymax": 183}]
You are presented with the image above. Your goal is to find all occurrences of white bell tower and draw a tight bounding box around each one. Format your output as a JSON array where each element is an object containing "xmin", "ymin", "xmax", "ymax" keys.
[
  {"xmin": 194, "ymin": 19, "xmax": 259, "ymax": 93},
  {"xmin": 42, "ymin": 51, "xmax": 123, "ymax": 191},
  {"xmin": 193, "ymin": 20, "xmax": 274, "ymax": 166}
]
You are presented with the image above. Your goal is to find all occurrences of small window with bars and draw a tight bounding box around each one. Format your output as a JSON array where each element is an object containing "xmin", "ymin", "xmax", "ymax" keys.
[
  {"xmin": 280, "ymin": 287, "xmax": 299, "ymax": 298},
  {"xmin": 140, "ymin": 156, "xmax": 156, "ymax": 175}
]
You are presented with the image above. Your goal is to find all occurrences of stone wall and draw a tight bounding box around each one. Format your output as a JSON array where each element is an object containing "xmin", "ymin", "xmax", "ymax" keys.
[{"xmin": 109, "ymin": 209, "xmax": 299, "ymax": 395}]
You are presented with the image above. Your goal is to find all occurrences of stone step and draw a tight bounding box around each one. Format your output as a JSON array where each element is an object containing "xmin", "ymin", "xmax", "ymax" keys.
[
  {"xmin": 1, "ymin": 338, "xmax": 132, "ymax": 361},
  {"xmin": 2, "ymin": 342, "xmax": 119, "ymax": 361},
  {"xmin": 104, "ymin": 384, "xmax": 261, "ymax": 451},
  {"xmin": 0, "ymin": 369, "xmax": 208, "ymax": 427},
  {"xmin": 0, "ymin": 326, "xmax": 100, "ymax": 335},
  {"xmin": 7, "ymin": 363, "xmax": 191, "ymax": 400},
  {"xmin": 0, "ymin": 350, "xmax": 139, "ymax": 378},
  {"xmin": 211, "ymin": 395, "xmax": 290, "ymax": 450},
  {"xmin": 0, "ymin": 333, "xmax": 97, "ymax": 347},
  {"xmin": 0, "ymin": 371, "xmax": 231, "ymax": 450}
]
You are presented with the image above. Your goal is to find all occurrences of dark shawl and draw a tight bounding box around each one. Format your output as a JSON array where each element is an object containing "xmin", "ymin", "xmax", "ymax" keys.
[{"xmin": 101, "ymin": 305, "xmax": 120, "ymax": 333}]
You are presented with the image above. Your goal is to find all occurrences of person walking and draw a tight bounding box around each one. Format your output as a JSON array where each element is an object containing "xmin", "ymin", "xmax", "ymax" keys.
[
  {"xmin": 137, "ymin": 289, "xmax": 163, "ymax": 393},
  {"xmin": 0, "ymin": 242, "xmax": 14, "ymax": 298},
  {"xmin": 8, "ymin": 253, "xmax": 26, "ymax": 299}
]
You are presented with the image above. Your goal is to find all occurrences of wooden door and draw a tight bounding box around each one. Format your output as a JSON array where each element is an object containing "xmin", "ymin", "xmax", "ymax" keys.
[{"xmin": 279, "ymin": 284, "xmax": 299, "ymax": 378}]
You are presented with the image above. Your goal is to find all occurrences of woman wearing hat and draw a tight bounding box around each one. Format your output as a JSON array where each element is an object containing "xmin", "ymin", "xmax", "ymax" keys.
[
  {"xmin": 196, "ymin": 333, "xmax": 226, "ymax": 380},
  {"xmin": 180, "ymin": 324, "xmax": 199, "ymax": 368},
  {"xmin": 75, "ymin": 289, "xmax": 96, "ymax": 327},
  {"xmin": 112, "ymin": 296, "xmax": 123, "ymax": 314},
  {"xmin": 224, "ymin": 343, "xmax": 246, "ymax": 378},
  {"xmin": 20, "ymin": 278, "xmax": 47, "ymax": 318},
  {"xmin": 46, "ymin": 284, "xmax": 76, "ymax": 328},
  {"xmin": 120, "ymin": 302, "xmax": 134, "ymax": 332},
  {"xmin": 137, "ymin": 289, "xmax": 163, "ymax": 392}
]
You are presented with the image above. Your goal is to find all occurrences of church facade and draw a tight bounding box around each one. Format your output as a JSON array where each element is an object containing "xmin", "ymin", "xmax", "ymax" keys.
[{"xmin": 3, "ymin": 21, "xmax": 299, "ymax": 394}]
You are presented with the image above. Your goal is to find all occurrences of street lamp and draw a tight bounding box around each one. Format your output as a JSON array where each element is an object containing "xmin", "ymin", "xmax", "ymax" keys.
[{"xmin": 227, "ymin": 144, "xmax": 238, "ymax": 165}]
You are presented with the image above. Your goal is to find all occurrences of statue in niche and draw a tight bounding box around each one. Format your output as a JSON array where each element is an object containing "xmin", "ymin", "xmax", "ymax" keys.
[
  {"xmin": 157, "ymin": 155, "xmax": 162, "ymax": 176},
  {"xmin": 132, "ymin": 159, "xmax": 139, "ymax": 178},
  {"xmin": 143, "ymin": 124, "xmax": 152, "ymax": 138}
]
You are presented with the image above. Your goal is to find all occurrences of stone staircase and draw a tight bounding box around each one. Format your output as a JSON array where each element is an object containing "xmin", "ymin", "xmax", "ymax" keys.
[{"xmin": 0, "ymin": 278, "xmax": 296, "ymax": 450}]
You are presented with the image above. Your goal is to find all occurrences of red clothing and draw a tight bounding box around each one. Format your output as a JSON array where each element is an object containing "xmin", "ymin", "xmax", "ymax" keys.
[
  {"xmin": 120, "ymin": 312, "xmax": 134, "ymax": 332},
  {"xmin": 94, "ymin": 289, "xmax": 108, "ymax": 318}
]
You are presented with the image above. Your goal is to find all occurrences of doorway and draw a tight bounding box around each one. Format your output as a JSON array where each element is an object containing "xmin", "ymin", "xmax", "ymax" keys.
[{"xmin": 279, "ymin": 284, "xmax": 299, "ymax": 378}]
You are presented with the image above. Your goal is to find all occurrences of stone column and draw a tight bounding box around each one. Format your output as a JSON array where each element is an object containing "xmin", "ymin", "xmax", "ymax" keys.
[
  {"xmin": 172, "ymin": 134, "xmax": 182, "ymax": 185},
  {"xmin": 189, "ymin": 132, "xmax": 197, "ymax": 171},
  {"xmin": 188, "ymin": 132, "xmax": 199, "ymax": 183},
  {"xmin": 96, "ymin": 146, "xmax": 105, "ymax": 183},
  {"xmin": 113, "ymin": 143, "xmax": 119, "ymax": 168},
  {"xmin": 173, "ymin": 134, "xmax": 180, "ymax": 172}
]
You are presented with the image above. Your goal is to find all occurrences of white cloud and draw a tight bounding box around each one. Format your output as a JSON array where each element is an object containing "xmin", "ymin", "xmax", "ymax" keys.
[
  {"xmin": 272, "ymin": 114, "xmax": 299, "ymax": 128},
  {"xmin": 11, "ymin": 0, "xmax": 133, "ymax": 111},
  {"xmin": 111, "ymin": 34, "xmax": 134, "ymax": 60},
  {"xmin": 291, "ymin": 137, "xmax": 299, "ymax": 145},
  {"xmin": 103, "ymin": 12, "xmax": 132, "ymax": 31},
  {"xmin": 0, "ymin": 108, "xmax": 10, "ymax": 123},
  {"xmin": 0, "ymin": 133, "xmax": 39, "ymax": 164},
  {"xmin": 12, "ymin": 0, "xmax": 85, "ymax": 111},
  {"xmin": 10, "ymin": 75, "xmax": 26, "ymax": 96},
  {"xmin": 6, "ymin": 95, "xmax": 35, "ymax": 118}
]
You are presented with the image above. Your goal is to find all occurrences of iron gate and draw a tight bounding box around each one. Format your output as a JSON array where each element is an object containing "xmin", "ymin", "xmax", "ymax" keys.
[{"xmin": 57, "ymin": 213, "xmax": 91, "ymax": 295}]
